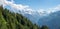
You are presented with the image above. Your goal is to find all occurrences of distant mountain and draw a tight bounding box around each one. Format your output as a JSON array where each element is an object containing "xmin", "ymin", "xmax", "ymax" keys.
[
  {"xmin": 38, "ymin": 11, "xmax": 60, "ymax": 29},
  {"xmin": 19, "ymin": 8, "xmax": 60, "ymax": 29},
  {"xmin": 18, "ymin": 9, "xmax": 60, "ymax": 29}
]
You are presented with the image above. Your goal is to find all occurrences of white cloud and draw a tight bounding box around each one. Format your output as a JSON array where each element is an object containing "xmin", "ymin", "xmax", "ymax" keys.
[
  {"xmin": 53, "ymin": 5, "xmax": 60, "ymax": 10},
  {"xmin": 4, "ymin": 0, "xmax": 29, "ymax": 10},
  {"xmin": 37, "ymin": 4, "xmax": 60, "ymax": 16},
  {"xmin": 0, "ymin": 0, "xmax": 34, "ymax": 14},
  {"xmin": 0, "ymin": 0, "xmax": 60, "ymax": 16},
  {"xmin": 37, "ymin": 9, "xmax": 47, "ymax": 16}
]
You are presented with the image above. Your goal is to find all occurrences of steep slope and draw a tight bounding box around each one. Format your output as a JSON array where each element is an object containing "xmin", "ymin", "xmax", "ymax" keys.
[{"xmin": 0, "ymin": 6, "xmax": 40, "ymax": 29}]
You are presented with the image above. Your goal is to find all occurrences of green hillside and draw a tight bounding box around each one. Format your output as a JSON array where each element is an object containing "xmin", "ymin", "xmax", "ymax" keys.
[{"xmin": 0, "ymin": 6, "xmax": 49, "ymax": 29}]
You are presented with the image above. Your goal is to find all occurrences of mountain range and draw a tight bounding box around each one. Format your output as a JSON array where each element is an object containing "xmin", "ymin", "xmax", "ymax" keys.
[
  {"xmin": 11, "ymin": 8, "xmax": 60, "ymax": 29},
  {"xmin": 38, "ymin": 11, "xmax": 60, "ymax": 29},
  {"xmin": 2, "ymin": 4, "xmax": 60, "ymax": 29},
  {"xmin": 7, "ymin": 6, "xmax": 60, "ymax": 29}
]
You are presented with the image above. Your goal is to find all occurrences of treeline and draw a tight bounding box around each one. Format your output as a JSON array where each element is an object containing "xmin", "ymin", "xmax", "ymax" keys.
[{"xmin": 0, "ymin": 5, "xmax": 49, "ymax": 29}]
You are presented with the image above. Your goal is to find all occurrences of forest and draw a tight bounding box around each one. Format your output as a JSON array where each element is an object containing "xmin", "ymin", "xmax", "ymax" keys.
[{"xmin": 0, "ymin": 5, "xmax": 49, "ymax": 29}]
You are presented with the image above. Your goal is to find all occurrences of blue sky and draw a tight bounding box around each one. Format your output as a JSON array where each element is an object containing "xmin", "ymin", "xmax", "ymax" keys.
[{"xmin": 8, "ymin": 0, "xmax": 60, "ymax": 10}]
